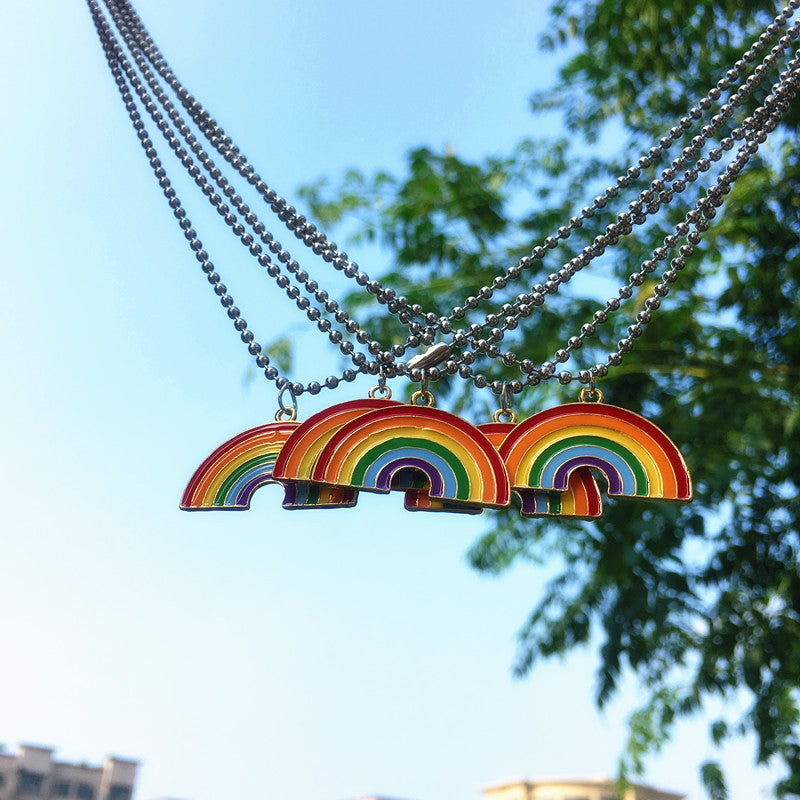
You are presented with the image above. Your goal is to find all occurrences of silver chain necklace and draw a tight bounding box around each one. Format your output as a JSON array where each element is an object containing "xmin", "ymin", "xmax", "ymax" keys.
[{"xmin": 87, "ymin": 0, "xmax": 800, "ymax": 411}]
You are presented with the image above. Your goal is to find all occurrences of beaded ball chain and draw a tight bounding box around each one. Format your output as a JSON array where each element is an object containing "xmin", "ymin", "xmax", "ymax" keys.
[{"xmin": 87, "ymin": 0, "xmax": 800, "ymax": 408}]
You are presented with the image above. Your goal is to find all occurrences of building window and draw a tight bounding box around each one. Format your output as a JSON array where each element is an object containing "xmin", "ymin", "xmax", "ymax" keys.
[
  {"xmin": 0, "ymin": 773, "xmax": 6, "ymax": 789},
  {"xmin": 18, "ymin": 771, "xmax": 45, "ymax": 795},
  {"xmin": 107, "ymin": 786, "xmax": 132, "ymax": 800},
  {"xmin": 53, "ymin": 781, "xmax": 71, "ymax": 797},
  {"xmin": 76, "ymin": 783, "xmax": 95, "ymax": 800}
]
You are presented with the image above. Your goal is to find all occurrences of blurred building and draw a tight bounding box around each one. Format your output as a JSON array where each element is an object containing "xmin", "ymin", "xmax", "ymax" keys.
[
  {"xmin": 342, "ymin": 778, "xmax": 684, "ymax": 800},
  {"xmin": 0, "ymin": 745, "xmax": 137, "ymax": 800},
  {"xmin": 481, "ymin": 777, "xmax": 685, "ymax": 800}
]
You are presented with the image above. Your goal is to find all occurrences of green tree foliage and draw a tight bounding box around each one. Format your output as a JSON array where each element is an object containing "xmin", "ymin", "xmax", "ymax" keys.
[{"xmin": 299, "ymin": 1, "xmax": 800, "ymax": 796}]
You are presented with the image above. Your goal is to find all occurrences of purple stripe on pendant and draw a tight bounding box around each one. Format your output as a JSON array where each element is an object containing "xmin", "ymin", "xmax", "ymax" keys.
[
  {"xmin": 551, "ymin": 456, "xmax": 622, "ymax": 494},
  {"xmin": 236, "ymin": 475, "xmax": 278, "ymax": 506},
  {"xmin": 376, "ymin": 458, "xmax": 444, "ymax": 495}
]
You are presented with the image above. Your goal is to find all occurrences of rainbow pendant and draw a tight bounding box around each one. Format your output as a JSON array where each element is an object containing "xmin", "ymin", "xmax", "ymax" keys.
[
  {"xmin": 180, "ymin": 401, "xmax": 691, "ymax": 517},
  {"xmin": 180, "ymin": 421, "xmax": 299, "ymax": 510}
]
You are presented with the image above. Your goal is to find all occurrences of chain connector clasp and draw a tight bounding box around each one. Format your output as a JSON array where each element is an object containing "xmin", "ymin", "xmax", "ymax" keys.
[
  {"xmin": 369, "ymin": 361, "xmax": 393, "ymax": 399},
  {"xmin": 579, "ymin": 376, "xmax": 604, "ymax": 404},
  {"xmin": 492, "ymin": 383, "xmax": 518, "ymax": 423},
  {"xmin": 410, "ymin": 370, "xmax": 435, "ymax": 406},
  {"xmin": 275, "ymin": 382, "xmax": 298, "ymax": 421}
]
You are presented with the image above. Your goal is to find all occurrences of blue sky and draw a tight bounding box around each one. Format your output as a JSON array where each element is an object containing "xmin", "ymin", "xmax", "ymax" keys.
[{"xmin": 0, "ymin": 1, "xmax": 782, "ymax": 799}]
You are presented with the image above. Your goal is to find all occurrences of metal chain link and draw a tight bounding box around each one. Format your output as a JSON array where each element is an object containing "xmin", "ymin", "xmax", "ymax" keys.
[
  {"xmin": 452, "ymin": 44, "xmax": 800, "ymax": 395},
  {"xmin": 105, "ymin": 0, "xmax": 412, "ymax": 367},
  {"xmin": 107, "ymin": 0, "xmax": 800, "ymax": 342},
  {"xmin": 88, "ymin": 0, "xmax": 800, "ymax": 399},
  {"xmin": 89, "ymin": 0, "xmax": 402, "ymax": 395},
  {"xmin": 98, "ymin": 0, "xmax": 404, "ymax": 395}
]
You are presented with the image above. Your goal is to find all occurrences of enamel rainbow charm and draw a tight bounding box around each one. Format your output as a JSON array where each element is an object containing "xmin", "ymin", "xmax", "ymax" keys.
[{"xmin": 180, "ymin": 398, "xmax": 691, "ymax": 518}]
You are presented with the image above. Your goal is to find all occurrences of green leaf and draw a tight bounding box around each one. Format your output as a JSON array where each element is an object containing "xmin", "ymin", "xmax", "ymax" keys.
[
  {"xmin": 264, "ymin": 336, "xmax": 293, "ymax": 372},
  {"xmin": 700, "ymin": 761, "xmax": 728, "ymax": 800}
]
